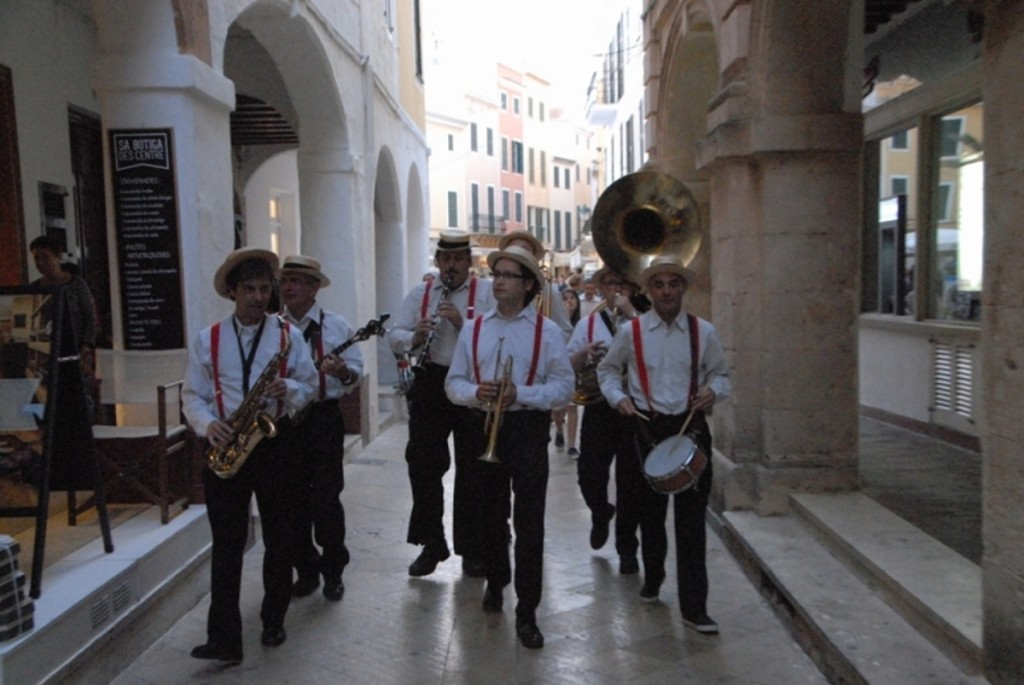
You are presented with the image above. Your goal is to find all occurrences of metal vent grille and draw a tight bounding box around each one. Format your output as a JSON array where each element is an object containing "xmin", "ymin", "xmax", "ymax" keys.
[
  {"xmin": 89, "ymin": 581, "xmax": 135, "ymax": 630},
  {"xmin": 932, "ymin": 341, "xmax": 973, "ymax": 419},
  {"xmin": 90, "ymin": 596, "xmax": 111, "ymax": 629},
  {"xmin": 112, "ymin": 581, "xmax": 133, "ymax": 612}
]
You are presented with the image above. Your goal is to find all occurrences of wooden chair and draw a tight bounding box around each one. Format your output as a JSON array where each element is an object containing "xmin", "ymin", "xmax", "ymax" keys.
[{"xmin": 86, "ymin": 349, "xmax": 191, "ymax": 524}]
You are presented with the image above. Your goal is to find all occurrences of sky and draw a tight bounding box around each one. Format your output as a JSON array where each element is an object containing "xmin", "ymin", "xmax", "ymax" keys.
[{"xmin": 428, "ymin": 0, "xmax": 623, "ymax": 116}]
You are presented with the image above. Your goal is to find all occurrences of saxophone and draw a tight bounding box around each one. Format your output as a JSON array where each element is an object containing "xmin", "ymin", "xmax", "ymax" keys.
[{"xmin": 206, "ymin": 319, "xmax": 292, "ymax": 479}]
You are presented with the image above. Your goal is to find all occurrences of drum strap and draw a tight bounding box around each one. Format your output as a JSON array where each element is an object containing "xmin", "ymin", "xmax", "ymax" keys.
[{"xmin": 631, "ymin": 313, "xmax": 701, "ymax": 414}]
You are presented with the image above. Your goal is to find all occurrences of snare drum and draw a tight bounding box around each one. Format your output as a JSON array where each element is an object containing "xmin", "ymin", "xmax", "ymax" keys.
[{"xmin": 642, "ymin": 434, "xmax": 707, "ymax": 495}]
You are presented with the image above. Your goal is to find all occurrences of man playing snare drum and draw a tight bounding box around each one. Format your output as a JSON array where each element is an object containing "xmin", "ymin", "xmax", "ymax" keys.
[{"xmin": 596, "ymin": 256, "xmax": 730, "ymax": 635}]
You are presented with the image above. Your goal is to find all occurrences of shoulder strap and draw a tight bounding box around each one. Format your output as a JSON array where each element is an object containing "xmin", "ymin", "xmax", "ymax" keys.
[
  {"xmin": 211, "ymin": 322, "xmax": 225, "ymax": 419},
  {"xmin": 420, "ymin": 279, "xmax": 434, "ymax": 319},
  {"xmin": 687, "ymin": 314, "xmax": 700, "ymax": 406},
  {"xmin": 525, "ymin": 311, "xmax": 543, "ymax": 386}
]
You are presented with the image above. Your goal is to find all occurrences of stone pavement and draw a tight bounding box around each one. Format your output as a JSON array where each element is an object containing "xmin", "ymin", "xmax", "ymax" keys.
[{"xmin": 109, "ymin": 419, "xmax": 827, "ymax": 685}]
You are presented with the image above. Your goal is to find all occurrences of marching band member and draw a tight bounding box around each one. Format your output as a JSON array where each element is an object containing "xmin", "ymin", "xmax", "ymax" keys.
[
  {"xmin": 445, "ymin": 245, "xmax": 573, "ymax": 649},
  {"xmin": 183, "ymin": 248, "xmax": 316, "ymax": 661},
  {"xmin": 566, "ymin": 266, "xmax": 644, "ymax": 572},
  {"xmin": 596, "ymin": 256, "xmax": 730, "ymax": 635},
  {"xmin": 279, "ymin": 255, "xmax": 362, "ymax": 603},
  {"xmin": 386, "ymin": 230, "xmax": 494, "ymax": 578}
]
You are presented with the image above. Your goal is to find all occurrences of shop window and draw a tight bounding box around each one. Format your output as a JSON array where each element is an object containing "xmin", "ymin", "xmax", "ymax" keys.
[{"xmin": 933, "ymin": 105, "xmax": 983, "ymax": 322}]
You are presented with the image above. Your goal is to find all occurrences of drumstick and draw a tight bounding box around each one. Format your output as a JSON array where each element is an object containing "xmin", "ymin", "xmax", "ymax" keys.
[
  {"xmin": 677, "ymin": 409, "xmax": 695, "ymax": 436},
  {"xmin": 633, "ymin": 412, "xmax": 650, "ymax": 422}
]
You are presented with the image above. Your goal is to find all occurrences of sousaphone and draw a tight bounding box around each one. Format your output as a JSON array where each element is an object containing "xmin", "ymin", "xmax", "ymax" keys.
[{"xmin": 591, "ymin": 171, "xmax": 702, "ymax": 285}]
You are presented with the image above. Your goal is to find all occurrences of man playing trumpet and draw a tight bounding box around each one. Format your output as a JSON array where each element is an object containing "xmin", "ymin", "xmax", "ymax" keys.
[{"xmin": 445, "ymin": 245, "xmax": 573, "ymax": 649}]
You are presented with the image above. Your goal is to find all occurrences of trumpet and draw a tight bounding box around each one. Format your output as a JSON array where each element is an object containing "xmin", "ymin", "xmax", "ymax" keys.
[
  {"xmin": 412, "ymin": 273, "xmax": 454, "ymax": 373},
  {"xmin": 479, "ymin": 337, "xmax": 513, "ymax": 463}
]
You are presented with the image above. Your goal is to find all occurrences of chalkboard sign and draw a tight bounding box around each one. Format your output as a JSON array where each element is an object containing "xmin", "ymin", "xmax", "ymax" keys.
[{"xmin": 109, "ymin": 129, "xmax": 185, "ymax": 350}]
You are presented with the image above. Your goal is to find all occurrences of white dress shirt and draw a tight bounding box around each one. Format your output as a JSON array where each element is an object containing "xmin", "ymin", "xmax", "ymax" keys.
[
  {"xmin": 567, "ymin": 310, "xmax": 618, "ymax": 356},
  {"xmin": 387, "ymin": 276, "xmax": 494, "ymax": 368},
  {"xmin": 282, "ymin": 301, "xmax": 364, "ymax": 400},
  {"xmin": 597, "ymin": 310, "xmax": 730, "ymax": 415},
  {"xmin": 183, "ymin": 313, "xmax": 317, "ymax": 438},
  {"xmin": 445, "ymin": 306, "xmax": 574, "ymax": 411},
  {"xmin": 579, "ymin": 294, "xmax": 604, "ymax": 319}
]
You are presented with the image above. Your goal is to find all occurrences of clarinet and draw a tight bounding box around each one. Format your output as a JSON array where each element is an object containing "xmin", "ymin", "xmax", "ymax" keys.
[{"xmin": 411, "ymin": 274, "xmax": 454, "ymax": 374}]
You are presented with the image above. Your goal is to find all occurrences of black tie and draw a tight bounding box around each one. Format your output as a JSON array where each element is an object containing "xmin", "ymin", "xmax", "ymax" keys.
[{"xmin": 303, "ymin": 320, "xmax": 321, "ymax": 343}]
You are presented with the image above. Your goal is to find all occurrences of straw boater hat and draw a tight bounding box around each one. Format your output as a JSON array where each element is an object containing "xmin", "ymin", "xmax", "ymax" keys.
[
  {"xmin": 498, "ymin": 230, "xmax": 545, "ymax": 260},
  {"xmin": 638, "ymin": 256, "xmax": 697, "ymax": 290},
  {"xmin": 214, "ymin": 247, "xmax": 279, "ymax": 298},
  {"xmin": 280, "ymin": 255, "xmax": 331, "ymax": 287},
  {"xmin": 487, "ymin": 245, "xmax": 545, "ymax": 287},
  {"xmin": 435, "ymin": 229, "xmax": 477, "ymax": 252}
]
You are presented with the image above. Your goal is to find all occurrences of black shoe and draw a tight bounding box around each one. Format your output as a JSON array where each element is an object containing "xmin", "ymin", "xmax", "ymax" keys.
[
  {"xmin": 462, "ymin": 557, "xmax": 486, "ymax": 578},
  {"xmin": 590, "ymin": 504, "xmax": 615, "ymax": 550},
  {"xmin": 639, "ymin": 579, "xmax": 661, "ymax": 603},
  {"xmin": 408, "ymin": 543, "xmax": 450, "ymax": 577},
  {"xmin": 619, "ymin": 555, "xmax": 640, "ymax": 575},
  {"xmin": 515, "ymin": 618, "xmax": 544, "ymax": 649},
  {"xmin": 323, "ymin": 578, "xmax": 345, "ymax": 601},
  {"xmin": 190, "ymin": 642, "xmax": 243, "ymax": 663},
  {"xmin": 683, "ymin": 613, "xmax": 720, "ymax": 635},
  {"xmin": 260, "ymin": 626, "xmax": 287, "ymax": 647},
  {"xmin": 554, "ymin": 433, "xmax": 565, "ymax": 451},
  {"xmin": 482, "ymin": 584, "xmax": 503, "ymax": 613},
  {"xmin": 292, "ymin": 575, "xmax": 320, "ymax": 597}
]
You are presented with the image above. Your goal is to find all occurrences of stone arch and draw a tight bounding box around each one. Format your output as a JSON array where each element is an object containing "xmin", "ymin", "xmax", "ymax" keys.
[
  {"xmin": 649, "ymin": 0, "xmax": 720, "ymax": 318},
  {"xmin": 372, "ymin": 146, "xmax": 404, "ymax": 384},
  {"xmin": 223, "ymin": 1, "xmax": 356, "ymax": 314}
]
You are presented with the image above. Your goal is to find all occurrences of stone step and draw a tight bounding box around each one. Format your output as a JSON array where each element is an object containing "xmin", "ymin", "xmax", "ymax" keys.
[
  {"xmin": 722, "ymin": 506, "xmax": 989, "ymax": 685},
  {"xmin": 0, "ymin": 506, "xmax": 211, "ymax": 685},
  {"xmin": 791, "ymin": 492, "xmax": 982, "ymax": 673}
]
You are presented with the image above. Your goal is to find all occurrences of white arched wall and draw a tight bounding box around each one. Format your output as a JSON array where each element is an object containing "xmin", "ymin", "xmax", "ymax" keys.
[
  {"xmin": 373, "ymin": 147, "xmax": 403, "ymax": 384},
  {"xmin": 227, "ymin": 2, "xmax": 358, "ymax": 319}
]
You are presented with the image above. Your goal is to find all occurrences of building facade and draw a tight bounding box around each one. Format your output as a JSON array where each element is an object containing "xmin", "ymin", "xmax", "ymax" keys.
[
  {"xmin": 1, "ymin": 0, "xmax": 430, "ymax": 425},
  {"xmin": 638, "ymin": 1, "xmax": 1023, "ymax": 681}
]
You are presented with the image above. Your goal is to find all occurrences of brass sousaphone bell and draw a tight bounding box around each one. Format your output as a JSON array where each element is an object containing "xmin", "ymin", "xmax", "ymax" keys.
[{"xmin": 590, "ymin": 171, "xmax": 703, "ymax": 286}]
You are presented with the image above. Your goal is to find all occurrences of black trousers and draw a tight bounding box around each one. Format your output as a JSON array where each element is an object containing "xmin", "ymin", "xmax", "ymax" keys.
[
  {"xmin": 292, "ymin": 400, "xmax": 350, "ymax": 583},
  {"xmin": 405, "ymin": 363, "xmax": 483, "ymax": 559},
  {"xmin": 632, "ymin": 411, "xmax": 713, "ymax": 618},
  {"xmin": 202, "ymin": 436, "xmax": 302, "ymax": 649},
  {"xmin": 475, "ymin": 410, "xmax": 550, "ymax": 621},
  {"xmin": 577, "ymin": 400, "xmax": 642, "ymax": 558}
]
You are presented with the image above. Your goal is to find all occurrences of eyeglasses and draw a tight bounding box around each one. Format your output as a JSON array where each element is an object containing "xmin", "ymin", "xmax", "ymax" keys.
[{"xmin": 492, "ymin": 270, "xmax": 525, "ymax": 281}]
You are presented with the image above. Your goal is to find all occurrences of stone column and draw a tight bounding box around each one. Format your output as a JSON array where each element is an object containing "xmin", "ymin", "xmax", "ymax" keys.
[
  {"xmin": 706, "ymin": 140, "xmax": 862, "ymax": 514},
  {"xmin": 979, "ymin": 3, "xmax": 1024, "ymax": 682},
  {"xmin": 691, "ymin": 1, "xmax": 864, "ymax": 514},
  {"xmin": 91, "ymin": 0, "xmax": 236, "ymax": 341}
]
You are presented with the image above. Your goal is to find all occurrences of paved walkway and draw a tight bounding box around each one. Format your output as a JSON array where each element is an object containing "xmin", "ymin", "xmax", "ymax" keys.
[{"xmin": 110, "ymin": 419, "xmax": 827, "ymax": 684}]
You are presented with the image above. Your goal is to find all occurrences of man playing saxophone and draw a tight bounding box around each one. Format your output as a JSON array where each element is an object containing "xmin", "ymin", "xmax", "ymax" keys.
[
  {"xmin": 183, "ymin": 248, "xmax": 316, "ymax": 662},
  {"xmin": 445, "ymin": 245, "xmax": 573, "ymax": 649},
  {"xmin": 386, "ymin": 230, "xmax": 494, "ymax": 578}
]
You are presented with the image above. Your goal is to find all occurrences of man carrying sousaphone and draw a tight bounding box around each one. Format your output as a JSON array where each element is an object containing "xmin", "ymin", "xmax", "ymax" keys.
[
  {"xmin": 182, "ymin": 248, "xmax": 317, "ymax": 661},
  {"xmin": 445, "ymin": 244, "xmax": 573, "ymax": 649},
  {"xmin": 596, "ymin": 255, "xmax": 730, "ymax": 635},
  {"xmin": 566, "ymin": 266, "xmax": 645, "ymax": 572}
]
